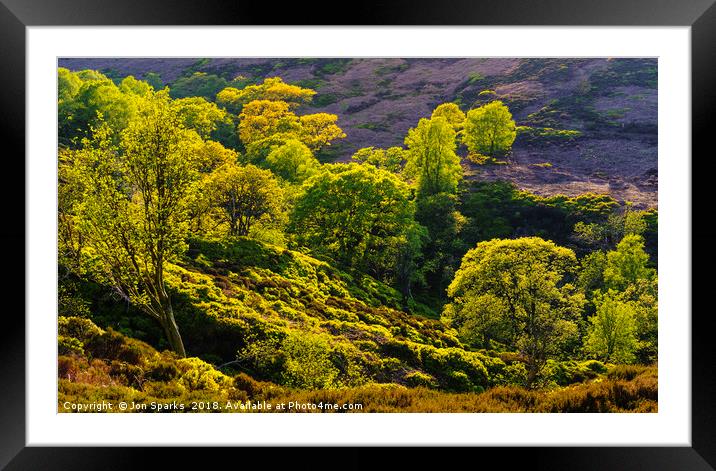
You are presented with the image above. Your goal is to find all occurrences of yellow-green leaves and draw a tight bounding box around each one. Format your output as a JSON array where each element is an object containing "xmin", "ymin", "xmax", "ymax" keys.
[
  {"xmin": 205, "ymin": 162, "xmax": 285, "ymax": 237},
  {"xmin": 289, "ymin": 163, "xmax": 416, "ymax": 281},
  {"xmin": 404, "ymin": 116, "xmax": 462, "ymax": 196},
  {"xmin": 238, "ymin": 99, "xmax": 344, "ymax": 156},
  {"xmin": 216, "ymin": 77, "xmax": 316, "ymax": 114},
  {"xmin": 238, "ymin": 100, "xmax": 300, "ymax": 146},
  {"xmin": 351, "ymin": 146, "xmax": 406, "ymax": 173},
  {"xmin": 265, "ymin": 139, "xmax": 319, "ymax": 183},
  {"xmin": 431, "ymin": 102, "xmax": 466, "ymax": 131},
  {"xmin": 463, "ymin": 100, "xmax": 516, "ymax": 160},
  {"xmin": 584, "ymin": 290, "xmax": 640, "ymax": 363},
  {"xmin": 444, "ymin": 237, "xmax": 584, "ymax": 386},
  {"xmin": 66, "ymin": 91, "xmax": 208, "ymax": 355}
]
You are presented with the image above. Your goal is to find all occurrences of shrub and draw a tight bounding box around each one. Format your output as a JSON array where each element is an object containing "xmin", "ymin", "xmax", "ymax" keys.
[
  {"xmin": 177, "ymin": 357, "xmax": 233, "ymax": 393},
  {"xmin": 502, "ymin": 362, "xmax": 528, "ymax": 386},
  {"xmin": 405, "ymin": 371, "xmax": 438, "ymax": 389},
  {"xmin": 146, "ymin": 356, "xmax": 180, "ymax": 382},
  {"xmin": 58, "ymin": 316, "xmax": 103, "ymax": 342},
  {"xmin": 58, "ymin": 335, "xmax": 84, "ymax": 356},
  {"xmin": 280, "ymin": 331, "xmax": 340, "ymax": 389}
]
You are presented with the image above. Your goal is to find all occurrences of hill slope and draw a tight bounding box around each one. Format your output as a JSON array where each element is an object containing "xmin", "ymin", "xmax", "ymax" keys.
[
  {"xmin": 58, "ymin": 57, "xmax": 658, "ymax": 208},
  {"xmin": 59, "ymin": 237, "xmax": 657, "ymax": 412}
]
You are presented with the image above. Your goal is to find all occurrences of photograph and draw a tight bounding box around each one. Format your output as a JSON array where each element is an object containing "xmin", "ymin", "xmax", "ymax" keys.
[{"xmin": 56, "ymin": 56, "xmax": 659, "ymax": 414}]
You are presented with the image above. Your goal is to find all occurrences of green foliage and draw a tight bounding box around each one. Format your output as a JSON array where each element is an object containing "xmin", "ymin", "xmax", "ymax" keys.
[
  {"xmin": 351, "ymin": 146, "xmax": 406, "ymax": 173},
  {"xmin": 590, "ymin": 58, "xmax": 658, "ymax": 91},
  {"xmin": 584, "ymin": 291, "xmax": 640, "ymax": 363},
  {"xmin": 539, "ymin": 359, "xmax": 607, "ymax": 388},
  {"xmin": 577, "ymin": 250, "xmax": 608, "ymax": 296},
  {"xmin": 316, "ymin": 59, "xmax": 352, "ymax": 76},
  {"xmin": 516, "ymin": 125, "xmax": 582, "ymax": 146},
  {"xmin": 414, "ymin": 193, "xmax": 468, "ymax": 295},
  {"xmin": 65, "ymin": 91, "xmax": 207, "ymax": 356},
  {"xmin": 169, "ymin": 72, "xmax": 228, "ymax": 100},
  {"xmin": 604, "ymin": 234, "xmax": 655, "ymax": 291},
  {"xmin": 463, "ymin": 101, "xmax": 516, "ymax": 159},
  {"xmin": 265, "ymin": 139, "xmax": 320, "ymax": 183},
  {"xmin": 204, "ymin": 162, "xmax": 286, "ymax": 237},
  {"xmin": 58, "ymin": 69, "xmax": 139, "ymax": 146},
  {"xmin": 431, "ymin": 103, "xmax": 466, "ymax": 131},
  {"xmin": 404, "ymin": 116, "xmax": 462, "ymax": 196},
  {"xmin": 57, "ymin": 301, "xmax": 656, "ymax": 412},
  {"xmin": 280, "ymin": 331, "xmax": 343, "ymax": 389},
  {"xmin": 143, "ymin": 72, "xmax": 164, "ymax": 90},
  {"xmin": 171, "ymin": 96, "xmax": 231, "ymax": 139},
  {"xmin": 312, "ymin": 93, "xmax": 339, "ymax": 107},
  {"xmin": 461, "ymin": 181, "xmax": 618, "ymax": 247},
  {"xmin": 467, "ymin": 72, "xmax": 485, "ymax": 84},
  {"xmin": 444, "ymin": 237, "xmax": 585, "ymax": 386},
  {"xmin": 216, "ymin": 77, "xmax": 315, "ymax": 114},
  {"xmin": 57, "ymin": 66, "xmax": 658, "ymax": 411},
  {"xmin": 238, "ymin": 100, "xmax": 344, "ymax": 154},
  {"xmin": 405, "ymin": 370, "xmax": 439, "ymax": 388},
  {"xmin": 288, "ymin": 163, "xmax": 418, "ymax": 282},
  {"xmin": 574, "ymin": 204, "xmax": 648, "ymax": 251}
]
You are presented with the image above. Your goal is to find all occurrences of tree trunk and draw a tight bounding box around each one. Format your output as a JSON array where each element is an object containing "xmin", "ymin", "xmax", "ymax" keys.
[
  {"xmin": 159, "ymin": 299, "xmax": 186, "ymax": 357},
  {"xmin": 526, "ymin": 361, "xmax": 539, "ymax": 388}
]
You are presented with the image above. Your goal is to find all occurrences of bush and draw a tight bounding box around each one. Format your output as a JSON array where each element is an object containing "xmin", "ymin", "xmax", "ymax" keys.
[
  {"xmin": 58, "ymin": 316, "xmax": 103, "ymax": 342},
  {"xmin": 405, "ymin": 371, "xmax": 438, "ymax": 389},
  {"xmin": 502, "ymin": 362, "xmax": 528, "ymax": 386},
  {"xmin": 58, "ymin": 336, "xmax": 84, "ymax": 356},
  {"xmin": 177, "ymin": 357, "xmax": 233, "ymax": 393},
  {"xmin": 146, "ymin": 356, "xmax": 180, "ymax": 382},
  {"xmin": 280, "ymin": 331, "xmax": 340, "ymax": 389},
  {"xmin": 84, "ymin": 329, "xmax": 145, "ymax": 365}
]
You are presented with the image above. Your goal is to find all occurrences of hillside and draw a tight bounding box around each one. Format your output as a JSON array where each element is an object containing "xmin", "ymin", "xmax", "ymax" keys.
[
  {"xmin": 65, "ymin": 237, "xmax": 507, "ymax": 392},
  {"xmin": 58, "ymin": 57, "xmax": 658, "ymax": 208},
  {"xmin": 57, "ymin": 58, "xmax": 659, "ymax": 414},
  {"xmin": 60, "ymin": 237, "xmax": 657, "ymax": 412}
]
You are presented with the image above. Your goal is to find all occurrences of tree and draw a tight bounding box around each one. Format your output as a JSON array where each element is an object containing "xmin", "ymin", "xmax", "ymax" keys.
[
  {"xmin": 119, "ymin": 76, "xmax": 154, "ymax": 97},
  {"xmin": 404, "ymin": 116, "xmax": 462, "ymax": 196},
  {"xmin": 205, "ymin": 162, "xmax": 284, "ymax": 237},
  {"xmin": 193, "ymin": 140, "xmax": 238, "ymax": 174},
  {"xmin": 463, "ymin": 101, "xmax": 516, "ymax": 159},
  {"xmin": 574, "ymin": 204, "xmax": 648, "ymax": 251},
  {"xmin": 415, "ymin": 192, "xmax": 468, "ymax": 295},
  {"xmin": 238, "ymin": 100, "xmax": 300, "ymax": 146},
  {"xmin": 576, "ymin": 250, "xmax": 608, "ymax": 315},
  {"xmin": 604, "ymin": 234, "xmax": 654, "ymax": 291},
  {"xmin": 169, "ymin": 71, "xmax": 227, "ymax": 100},
  {"xmin": 351, "ymin": 146, "xmax": 406, "ymax": 173},
  {"xmin": 288, "ymin": 163, "xmax": 418, "ymax": 281},
  {"xmin": 584, "ymin": 290, "xmax": 640, "ymax": 363},
  {"xmin": 238, "ymin": 96, "xmax": 344, "ymax": 154},
  {"xmin": 216, "ymin": 77, "xmax": 316, "ymax": 114},
  {"xmin": 58, "ymin": 69, "xmax": 138, "ymax": 146},
  {"xmin": 298, "ymin": 113, "xmax": 346, "ymax": 151},
  {"xmin": 265, "ymin": 139, "xmax": 320, "ymax": 183},
  {"xmin": 70, "ymin": 92, "xmax": 202, "ymax": 356},
  {"xmin": 444, "ymin": 237, "xmax": 584, "ymax": 386},
  {"xmin": 143, "ymin": 72, "xmax": 164, "ymax": 91},
  {"xmin": 171, "ymin": 96, "xmax": 231, "ymax": 139},
  {"xmin": 181, "ymin": 141, "xmax": 240, "ymax": 236},
  {"xmin": 58, "ymin": 67, "xmax": 82, "ymax": 103},
  {"xmin": 431, "ymin": 102, "xmax": 466, "ymax": 131},
  {"xmin": 622, "ymin": 277, "xmax": 658, "ymax": 363},
  {"xmin": 394, "ymin": 222, "xmax": 429, "ymax": 304}
]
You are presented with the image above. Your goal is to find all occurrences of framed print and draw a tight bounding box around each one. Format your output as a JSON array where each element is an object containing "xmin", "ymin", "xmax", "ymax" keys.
[{"xmin": 2, "ymin": 0, "xmax": 716, "ymax": 468}]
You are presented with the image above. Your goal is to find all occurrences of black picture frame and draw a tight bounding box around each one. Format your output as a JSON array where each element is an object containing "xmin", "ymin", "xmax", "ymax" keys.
[{"xmin": 2, "ymin": 1, "xmax": 714, "ymax": 468}]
